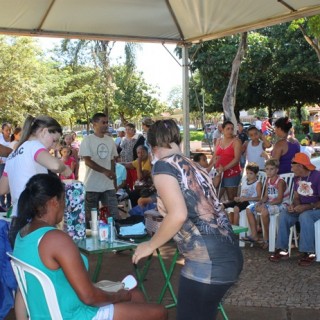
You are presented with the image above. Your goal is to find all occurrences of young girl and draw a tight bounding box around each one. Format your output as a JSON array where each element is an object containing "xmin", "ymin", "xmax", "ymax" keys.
[
  {"xmin": 246, "ymin": 158, "xmax": 289, "ymax": 248},
  {"xmin": 59, "ymin": 146, "xmax": 76, "ymax": 180},
  {"xmin": 223, "ymin": 162, "xmax": 262, "ymax": 225},
  {"xmin": 63, "ymin": 133, "xmax": 79, "ymax": 179}
]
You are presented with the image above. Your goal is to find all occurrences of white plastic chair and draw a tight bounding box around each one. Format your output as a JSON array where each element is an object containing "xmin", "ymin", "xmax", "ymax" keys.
[
  {"xmin": 260, "ymin": 172, "xmax": 295, "ymax": 252},
  {"xmin": 315, "ymin": 220, "xmax": 320, "ymax": 262},
  {"xmin": 7, "ymin": 252, "xmax": 63, "ymax": 320}
]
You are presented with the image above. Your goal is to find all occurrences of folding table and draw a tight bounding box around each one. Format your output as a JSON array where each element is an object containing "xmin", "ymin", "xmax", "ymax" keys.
[{"xmin": 76, "ymin": 238, "xmax": 137, "ymax": 282}]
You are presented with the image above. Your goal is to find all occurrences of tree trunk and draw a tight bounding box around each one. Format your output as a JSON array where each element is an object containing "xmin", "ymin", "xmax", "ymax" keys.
[
  {"xmin": 298, "ymin": 24, "xmax": 320, "ymax": 62},
  {"xmin": 222, "ymin": 33, "xmax": 247, "ymax": 130}
]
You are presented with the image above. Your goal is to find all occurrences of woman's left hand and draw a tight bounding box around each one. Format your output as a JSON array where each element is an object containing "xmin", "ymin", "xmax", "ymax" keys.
[{"xmin": 132, "ymin": 241, "xmax": 154, "ymax": 264}]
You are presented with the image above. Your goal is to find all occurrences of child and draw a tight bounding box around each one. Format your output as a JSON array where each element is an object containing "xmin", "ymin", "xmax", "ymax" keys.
[
  {"xmin": 223, "ymin": 162, "xmax": 262, "ymax": 225},
  {"xmin": 193, "ymin": 152, "xmax": 222, "ymax": 189},
  {"xmin": 63, "ymin": 133, "xmax": 80, "ymax": 179},
  {"xmin": 245, "ymin": 158, "xmax": 289, "ymax": 249},
  {"xmin": 59, "ymin": 146, "xmax": 76, "ymax": 180},
  {"xmin": 245, "ymin": 125, "xmax": 271, "ymax": 170}
]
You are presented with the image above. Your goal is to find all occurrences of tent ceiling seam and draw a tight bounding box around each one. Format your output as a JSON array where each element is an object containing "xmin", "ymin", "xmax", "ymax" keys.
[
  {"xmin": 37, "ymin": 0, "xmax": 56, "ymax": 31},
  {"xmin": 277, "ymin": 0, "xmax": 296, "ymax": 12},
  {"xmin": 166, "ymin": 0, "xmax": 184, "ymax": 41}
]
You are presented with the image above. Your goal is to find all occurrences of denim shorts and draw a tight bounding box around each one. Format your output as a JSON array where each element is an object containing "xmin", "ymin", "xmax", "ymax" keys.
[{"xmin": 221, "ymin": 174, "xmax": 241, "ymax": 188}]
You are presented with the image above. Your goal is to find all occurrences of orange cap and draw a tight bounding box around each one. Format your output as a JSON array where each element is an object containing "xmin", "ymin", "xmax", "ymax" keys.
[{"xmin": 292, "ymin": 153, "xmax": 315, "ymax": 171}]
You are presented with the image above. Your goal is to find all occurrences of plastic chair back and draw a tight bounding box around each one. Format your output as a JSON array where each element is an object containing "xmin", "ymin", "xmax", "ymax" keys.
[
  {"xmin": 6, "ymin": 253, "xmax": 63, "ymax": 320},
  {"xmin": 279, "ymin": 172, "xmax": 295, "ymax": 201}
]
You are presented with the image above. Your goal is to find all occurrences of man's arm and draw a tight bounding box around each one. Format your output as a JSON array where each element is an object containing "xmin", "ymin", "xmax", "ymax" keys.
[
  {"xmin": 82, "ymin": 156, "xmax": 115, "ymax": 180},
  {"xmin": 0, "ymin": 144, "xmax": 12, "ymax": 157}
]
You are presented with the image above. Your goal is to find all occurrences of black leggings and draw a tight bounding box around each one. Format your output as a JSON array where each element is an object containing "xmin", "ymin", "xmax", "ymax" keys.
[{"xmin": 177, "ymin": 276, "xmax": 233, "ymax": 320}]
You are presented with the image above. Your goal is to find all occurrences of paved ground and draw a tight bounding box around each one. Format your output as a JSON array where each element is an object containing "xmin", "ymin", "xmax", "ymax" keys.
[
  {"xmin": 6, "ymin": 242, "xmax": 320, "ymax": 320},
  {"xmin": 5, "ymin": 159, "xmax": 320, "ymax": 319}
]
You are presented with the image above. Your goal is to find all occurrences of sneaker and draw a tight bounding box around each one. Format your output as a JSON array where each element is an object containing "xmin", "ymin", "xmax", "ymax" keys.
[
  {"xmin": 269, "ymin": 249, "xmax": 289, "ymax": 262},
  {"xmin": 298, "ymin": 252, "xmax": 316, "ymax": 267}
]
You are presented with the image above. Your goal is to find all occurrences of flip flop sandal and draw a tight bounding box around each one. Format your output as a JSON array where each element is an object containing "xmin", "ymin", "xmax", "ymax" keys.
[
  {"xmin": 298, "ymin": 254, "xmax": 316, "ymax": 267},
  {"xmin": 240, "ymin": 236, "xmax": 258, "ymax": 243},
  {"xmin": 260, "ymin": 240, "xmax": 269, "ymax": 250}
]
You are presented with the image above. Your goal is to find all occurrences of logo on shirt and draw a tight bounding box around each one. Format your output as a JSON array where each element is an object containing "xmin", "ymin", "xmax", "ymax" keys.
[{"xmin": 97, "ymin": 143, "xmax": 109, "ymax": 159}]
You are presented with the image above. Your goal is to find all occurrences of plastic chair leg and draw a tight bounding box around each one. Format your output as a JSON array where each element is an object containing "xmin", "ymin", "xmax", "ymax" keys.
[
  {"xmin": 315, "ymin": 220, "xmax": 320, "ymax": 262},
  {"xmin": 268, "ymin": 214, "xmax": 279, "ymax": 252}
]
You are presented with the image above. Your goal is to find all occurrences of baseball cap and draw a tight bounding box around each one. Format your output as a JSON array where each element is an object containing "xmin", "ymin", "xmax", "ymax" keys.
[
  {"xmin": 116, "ymin": 127, "xmax": 125, "ymax": 132},
  {"xmin": 291, "ymin": 153, "xmax": 315, "ymax": 171}
]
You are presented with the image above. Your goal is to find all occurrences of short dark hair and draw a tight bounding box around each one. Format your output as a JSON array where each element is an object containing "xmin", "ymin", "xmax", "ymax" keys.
[
  {"xmin": 91, "ymin": 113, "xmax": 107, "ymax": 123},
  {"xmin": 193, "ymin": 153, "xmax": 206, "ymax": 162},
  {"xmin": 265, "ymin": 158, "xmax": 280, "ymax": 168},
  {"xmin": 247, "ymin": 125, "xmax": 258, "ymax": 133},
  {"xmin": 245, "ymin": 162, "xmax": 259, "ymax": 174}
]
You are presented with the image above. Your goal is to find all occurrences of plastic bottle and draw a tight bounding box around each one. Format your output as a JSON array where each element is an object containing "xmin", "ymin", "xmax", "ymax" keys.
[{"xmin": 107, "ymin": 217, "xmax": 115, "ymax": 243}]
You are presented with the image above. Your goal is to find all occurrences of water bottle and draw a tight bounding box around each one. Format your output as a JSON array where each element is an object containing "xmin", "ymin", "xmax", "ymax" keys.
[{"xmin": 107, "ymin": 217, "xmax": 115, "ymax": 243}]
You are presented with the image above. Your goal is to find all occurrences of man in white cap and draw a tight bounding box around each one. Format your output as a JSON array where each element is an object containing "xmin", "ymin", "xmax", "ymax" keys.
[{"xmin": 115, "ymin": 127, "xmax": 126, "ymax": 154}]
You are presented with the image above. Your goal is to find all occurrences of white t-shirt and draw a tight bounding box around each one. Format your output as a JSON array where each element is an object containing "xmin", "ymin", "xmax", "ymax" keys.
[
  {"xmin": 255, "ymin": 120, "xmax": 262, "ymax": 130},
  {"xmin": 3, "ymin": 140, "xmax": 48, "ymax": 217},
  {"xmin": 246, "ymin": 140, "xmax": 265, "ymax": 170},
  {"xmin": 79, "ymin": 134, "xmax": 118, "ymax": 192}
]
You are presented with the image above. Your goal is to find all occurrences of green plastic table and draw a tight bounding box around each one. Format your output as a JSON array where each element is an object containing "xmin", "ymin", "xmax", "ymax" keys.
[{"xmin": 76, "ymin": 238, "xmax": 137, "ymax": 282}]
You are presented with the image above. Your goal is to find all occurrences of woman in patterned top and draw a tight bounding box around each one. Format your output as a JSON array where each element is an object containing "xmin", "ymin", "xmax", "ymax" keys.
[{"xmin": 133, "ymin": 119, "xmax": 243, "ymax": 320}]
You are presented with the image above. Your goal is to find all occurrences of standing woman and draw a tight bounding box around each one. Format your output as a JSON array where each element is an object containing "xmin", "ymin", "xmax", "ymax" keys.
[
  {"xmin": 0, "ymin": 115, "xmax": 72, "ymax": 247},
  {"xmin": 271, "ymin": 117, "xmax": 300, "ymax": 174},
  {"xmin": 133, "ymin": 120, "xmax": 243, "ymax": 320},
  {"xmin": 0, "ymin": 122, "xmax": 12, "ymax": 210},
  {"xmin": 214, "ymin": 120, "xmax": 242, "ymax": 200}
]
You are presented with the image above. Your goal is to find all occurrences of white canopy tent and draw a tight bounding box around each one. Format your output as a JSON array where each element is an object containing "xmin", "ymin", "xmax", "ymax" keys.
[{"xmin": 1, "ymin": 0, "xmax": 320, "ymax": 154}]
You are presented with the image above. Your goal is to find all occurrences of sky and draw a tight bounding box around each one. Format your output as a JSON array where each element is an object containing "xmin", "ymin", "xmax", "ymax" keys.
[{"xmin": 37, "ymin": 38, "xmax": 182, "ymax": 101}]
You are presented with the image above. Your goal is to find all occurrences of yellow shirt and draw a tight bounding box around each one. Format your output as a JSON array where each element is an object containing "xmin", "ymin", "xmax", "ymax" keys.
[{"xmin": 132, "ymin": 158, "xmax": 152, "ymax": 172}]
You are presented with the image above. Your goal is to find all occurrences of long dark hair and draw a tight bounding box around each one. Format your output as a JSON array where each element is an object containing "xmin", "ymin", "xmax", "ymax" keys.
[
  {"xmin": 17, "ymin": 174, "xmax": 65, "ymax": 222},
  {"xmin": 147, "ymin": 119, "xmax": 181, "ymax": 149},
  {"xmin": 16, "ymin": 115, "xmax": 62, "ymax": 150}
]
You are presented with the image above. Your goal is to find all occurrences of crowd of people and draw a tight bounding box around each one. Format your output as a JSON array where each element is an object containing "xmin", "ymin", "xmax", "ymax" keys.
[
  {"xmin": 202, "ymin": 115, "xmax": 320, "ymax": 267},
  {"xmin": 1, "ymin": 112, "xmax": 320, "ymax": 320}
]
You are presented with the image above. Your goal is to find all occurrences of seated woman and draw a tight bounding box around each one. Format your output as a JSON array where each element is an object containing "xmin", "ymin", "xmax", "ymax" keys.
[{"xmin": 12, "ymin": 174, "xmax": 167, "ymax": 320}]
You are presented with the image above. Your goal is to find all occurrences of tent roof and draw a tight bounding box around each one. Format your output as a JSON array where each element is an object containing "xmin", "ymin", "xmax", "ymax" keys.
[{"xmin": 0, "ymin": 0, "xmax": 320, "ymax": 44}]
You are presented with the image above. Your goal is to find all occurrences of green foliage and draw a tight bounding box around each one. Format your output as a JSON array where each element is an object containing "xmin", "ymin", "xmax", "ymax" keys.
[
  {"xmin": 190, "ymin": 131, "xmax": 204, "ymax": 141},
  {"xmin": 176, "ymin": 22, "xmax": 320, "ymax": 118}
]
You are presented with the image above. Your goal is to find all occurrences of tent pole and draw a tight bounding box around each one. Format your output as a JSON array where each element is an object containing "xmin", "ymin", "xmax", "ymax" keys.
[{"xmin": 182, "ymin": 44, "xmax": 190, "ymax": 157}]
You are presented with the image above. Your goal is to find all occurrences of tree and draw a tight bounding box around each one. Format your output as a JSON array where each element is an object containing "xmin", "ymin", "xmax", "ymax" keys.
[
  {"xmin": 0, "ymin": 36, "xmax": 72, "ymax": 125},
  {"xmin": 112, "ymin": 65, "xmax": 166, "ymax": 123},
  {"xmin": 178, "ymin": 23, "xmax": 320, "ymax": 120},
  {"xmin": 167, "ymin": 85, "xmax": 182, "ymax": 109},
  {"xmin": 290, "ymin": 15, "xmax": 320, "ymax": 62}
]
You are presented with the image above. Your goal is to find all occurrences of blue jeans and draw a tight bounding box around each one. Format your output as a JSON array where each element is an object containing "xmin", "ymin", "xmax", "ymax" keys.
[{"xmin": 276, "ymin": 208, "xmax": 320, "ymax": 253}]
